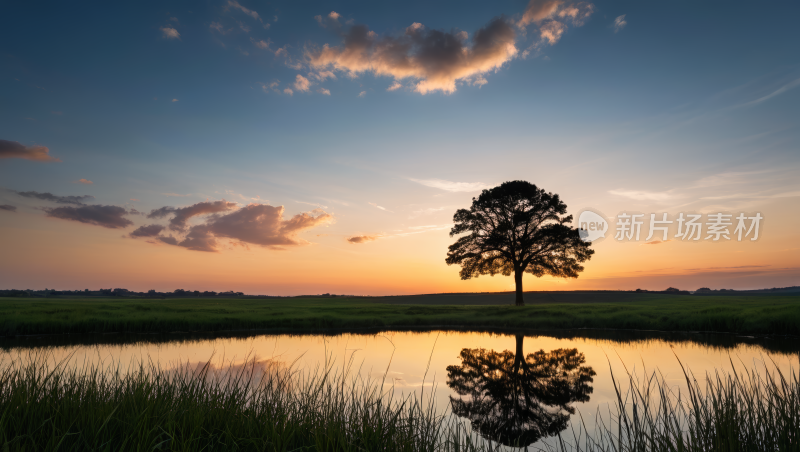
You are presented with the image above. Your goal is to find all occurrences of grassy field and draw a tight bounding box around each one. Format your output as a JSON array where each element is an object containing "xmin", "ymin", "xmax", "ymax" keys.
[{"xmin": 1, "ymin": 293, "xmax": 799, "ymax": 337}]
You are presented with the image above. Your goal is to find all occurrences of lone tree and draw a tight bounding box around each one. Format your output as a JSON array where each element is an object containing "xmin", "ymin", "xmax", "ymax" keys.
[{"xmin": 446, "ymin": 181, "xmax": 593, "ymax": 306}]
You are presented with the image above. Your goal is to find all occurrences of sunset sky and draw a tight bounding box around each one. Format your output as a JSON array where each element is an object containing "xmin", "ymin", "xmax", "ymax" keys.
[{"xmin": 1, "ymin": 0, "xmax": 798, "ymax": 295}]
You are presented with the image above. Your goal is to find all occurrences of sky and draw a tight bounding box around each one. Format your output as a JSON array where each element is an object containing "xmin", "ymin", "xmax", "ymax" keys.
[{"xmin": 1, "ymin": 0, "xmax": 799, "ymax": 295}]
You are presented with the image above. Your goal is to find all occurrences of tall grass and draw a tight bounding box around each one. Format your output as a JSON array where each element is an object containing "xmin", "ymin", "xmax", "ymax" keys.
[
  {"xmin": 0, "ymin": 352, "xmax": 483, "ymax": 451},
  {"xmin": 555, "ymin": 356, "xmax": 800, "ymax": 452},
  {"xmin": 1, "ymin": 352, "xmax": 798, "ymax": 451}
]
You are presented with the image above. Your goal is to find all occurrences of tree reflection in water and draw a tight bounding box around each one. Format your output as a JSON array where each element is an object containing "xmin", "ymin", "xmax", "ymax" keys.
[{"xmin": 446, "ymin": 335, "xmax": 596, "ymax": 448}]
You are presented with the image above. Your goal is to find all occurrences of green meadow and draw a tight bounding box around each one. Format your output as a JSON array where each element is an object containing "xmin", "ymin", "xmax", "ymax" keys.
[{"xmin": 1, "ymin": 293, "xmax": 799, "ymax": 337}]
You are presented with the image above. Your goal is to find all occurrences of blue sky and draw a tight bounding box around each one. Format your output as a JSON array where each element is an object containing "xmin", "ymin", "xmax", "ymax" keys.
[{"xmin": 1, "ymin": 0, "xmax": 799, "ymax": 293}]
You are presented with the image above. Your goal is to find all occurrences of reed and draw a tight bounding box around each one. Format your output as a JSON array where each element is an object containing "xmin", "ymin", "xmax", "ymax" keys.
[
  {"xmin": 0, "ymin": 352, "xmax": 482, "ymax": 452},
  {"xmin": 555, "ymin": 356, "xmax": 800, "ymax": 452},
  {"xmin": 1, "ymin": 352, "xmax": 798, "ymax": 451}
]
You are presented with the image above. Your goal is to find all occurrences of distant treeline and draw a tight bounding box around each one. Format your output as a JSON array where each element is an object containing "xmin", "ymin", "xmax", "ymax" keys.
[
  {"xmin": 1, "ymin": 286, "xmax": 798, "ymax": 299},
  {"xmin": 633, "ymin": 286, "xmax": 800, "ymax": 296},
  {"xmin": 0, "ymin": 288, "xmax": 355, "ymax": 299}
]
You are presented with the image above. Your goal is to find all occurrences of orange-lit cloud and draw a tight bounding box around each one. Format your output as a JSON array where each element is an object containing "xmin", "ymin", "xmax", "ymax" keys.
[
  {"xmin": 539, "ymin": 20, "xmax": 567, "ymax": 45},
  {"xmin": 307, "ymin": 17, "xmax": 518, "ymax": 94},
  {"xmin": 293, "ymin": 74, "xmax": 311, "ymax": 92},
  {"xmin": 517, "ymin": 0, "xmax": 594, "ymax": 57},
  {"xmin": 519, "ymin": 0, "xmax": 594, "ymax": 27},
  {"xmin": 347, "ymin": 234, "xmax": 382, "ymax": 244},
  {"xmin": 74, "ymin": 178, "xmax": 93, "ymax": 185},
  {"xmin": 0, "ymin": 140, "xmax": 61, "ymax": 162}
]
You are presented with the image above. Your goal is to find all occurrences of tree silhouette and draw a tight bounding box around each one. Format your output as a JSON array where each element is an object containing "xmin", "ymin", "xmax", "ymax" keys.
[
  {"xmin": 446, "ymin": 336, "xmax": 595, "ymax": 448},
  {"xmin": 445, "ymin": 181, "xmax": 593, "ymax": 306}
]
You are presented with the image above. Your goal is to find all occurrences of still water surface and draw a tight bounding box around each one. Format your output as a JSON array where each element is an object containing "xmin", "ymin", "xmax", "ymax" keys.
[{"xmin": 2, "ymin": 330, "xmax": 798, "ymax": 449}]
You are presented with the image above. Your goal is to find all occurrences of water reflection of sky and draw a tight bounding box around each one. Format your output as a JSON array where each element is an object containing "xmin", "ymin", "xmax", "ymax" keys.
[{"xmin": 2, "ymin": 331, "xmax": 798, "ymax": 449}]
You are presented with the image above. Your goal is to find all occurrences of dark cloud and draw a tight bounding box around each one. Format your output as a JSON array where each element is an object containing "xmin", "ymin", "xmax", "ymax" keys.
[
  {"xmin": 157, "ymin": 236, "xmax": 179, "ymax": 246},
  {"xmin": 148, "ymin": 200, "xmax": 238, "ymax": 231},
  {"xmin": 14, "ymin": 190, "xmax": 94, "ymax": 206},
  {"xmin": 177, "ymin": 225, "xmax": 218, "ymax": 252},
  {"xmin": 145, "ymin": 202, "xmax": 334, "ymax": 252},
  {"xmin": 129, "ymin": 224, "xmax": 166, "ymax": 238},
  {"xmin": 347, "ymin": 235, "xmax": 381, "ymax": 244},
  {"xmin": 0, "ymin": 205, "xmax": 17, "ymax": 212},
  {"xmin": 307, "ymin": 17, "xmax": 518, "ymax": 94},
  {"xmin": 0, "ymin": 139, "xmax": 61, "ymax": 162},
  {"xmin": 44, "ymin": 205, "xmax": 134, "ymax": 229}
]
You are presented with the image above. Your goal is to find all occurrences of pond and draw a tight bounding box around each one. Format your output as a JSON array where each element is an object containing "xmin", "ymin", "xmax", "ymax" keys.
[{"xmin": 2, "ymin": 329, "xmax": 798, "ymax": 449}]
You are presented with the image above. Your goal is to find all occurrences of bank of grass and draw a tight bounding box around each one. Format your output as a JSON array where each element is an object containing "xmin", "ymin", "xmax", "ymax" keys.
[
  {"xmin": 1, "ymin": 294, "xmax": 799, "ymax": 337},
  {"xmin": 0, "ymin": 353, "xmax": 462, "ymax": 451},
  {"xmin": 1, "ymin": 353, "xmax": 798, "ymax": 451}
]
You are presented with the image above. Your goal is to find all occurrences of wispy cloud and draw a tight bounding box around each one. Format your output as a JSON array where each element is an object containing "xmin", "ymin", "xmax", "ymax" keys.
[
  {"xmin": 0, "ymin": 205, "xmax": 17, "ymax": 212},
  {"xmin": 226, "ymin": 0, "xmax": 261, "ymax": 22},
  {"xmin": 317, "ymin": 88, "xmax": 331, "ymax": 95},
  {"xmin": 518, "ymin": 0, "xmax": 595, "ymax": 57},
  {"xmin": 737, "ymin": 77, "xmax": 800, "ymax": 108},
  {"xmin": 394, "ymin": 224, "xmax": 453, "ymax": 236},
  {"xmin": 691, "ymin": 170, "xmax": 772, "ymax": 188},
  {"xmin": 74, "ymin": 178, "xmax": 93, "ymax": 185},
  {"xmin": 409, "ymin": 206, "xmax": 449, "ymax": 218},
  {"xmin": 251, "ymin": 38, "xmax": 271, "ymax": 49},
  {"xmin": 210, "ymin": 22, "xmax": 229, "ymax": 34},
  {"xmin": 367, "ymin": 202, "xmax": 391, "ymax": 212},
  {"xmin": 410, "ymin": 178, "xmax": 491, "ymax": 192},
  {"xmin": 13, "ymin": 190, "xmax": 93, "ymax": 205},
  {"xmin": 608, "ymin": 189, "xmax": 675, "ymax": 201},
  {"xmin": 296, "ymin": 200, "xmax": 328, "ymax": 209},
  {"xmin": 0, "ymin": 139, "xmax": 61, "ymax": 162},
  {"xmin": 613, "ymin": 15, "xmax": 627, "ymax": 33}
]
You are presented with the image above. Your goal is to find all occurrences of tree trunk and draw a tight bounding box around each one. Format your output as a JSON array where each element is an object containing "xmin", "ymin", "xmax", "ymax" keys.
[
  {"xmin": 513, "ymin": 334, "xmax": 524, "ymax": 374},
  {"xmin": 514, "ymin": 269, "xmax": 524, "ymax": 306}
]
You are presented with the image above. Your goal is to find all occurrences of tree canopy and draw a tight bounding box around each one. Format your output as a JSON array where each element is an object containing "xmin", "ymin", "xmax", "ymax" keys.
[
  {"xmin": 446, "ymin": 336, "xmax": 595, "ymax": 447},
  {"xmin": 446, "ymin": 181, "xmax": 594, "ymax": 305}
]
